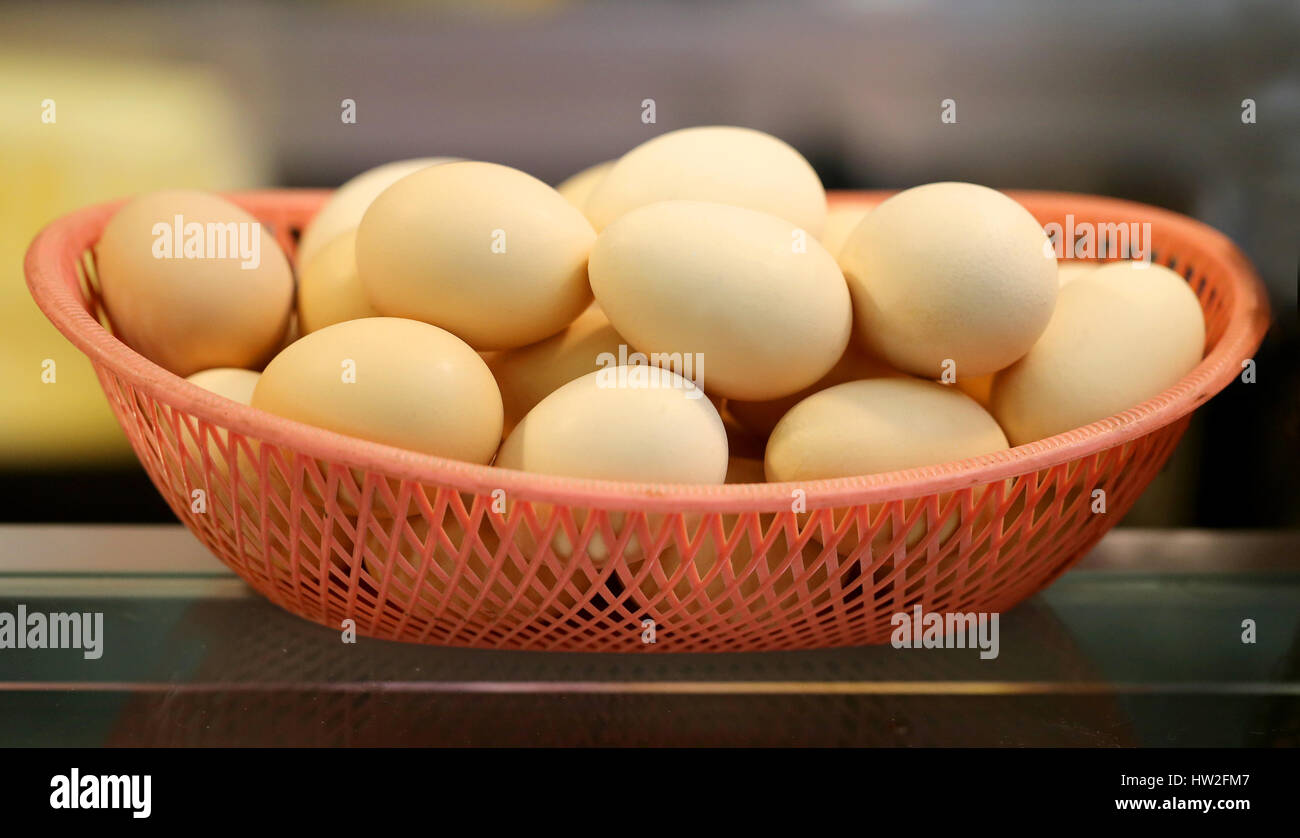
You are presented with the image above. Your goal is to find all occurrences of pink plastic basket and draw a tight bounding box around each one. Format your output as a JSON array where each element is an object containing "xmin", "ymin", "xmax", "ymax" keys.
[{"xmin": 25, "ymin": 190, "xmax": 1270, "ymax": 652}]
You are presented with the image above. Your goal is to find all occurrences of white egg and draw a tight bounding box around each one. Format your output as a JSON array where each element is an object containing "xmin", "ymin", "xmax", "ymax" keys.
[
  {"xmin": 1057, "ymin": 260, "xmax": 1100, "ymax": 287},
  {"xmin": 297, "ymin": 157, "xmax": 455, "ymax": 271},
  {"xmin": 766, "ymin": 377, "xmax": 1009, "ymax": 482},
  {"xmin": 497, "ymin": 367, "xmax": 727, "ymax": 484},
  {"xmin": 356, "ymin": 161, "xmax": 595, "ymax": 349},
  {"xmin": 252, "ymin": 317, "xmax": 502, "ymax": 463},
  {"xmin": 589, "ymin": 200, "xmax": 852, "ymax": 401},
  {"xmin": 584, "ymin": 126, "xmax": 826, "ymax": 235},
  {"xmin": 186, "ymin": 367, "xmax": 261, "ymax": 406},
  {"xmin": 555, "ymin": 159, "xmax": 615, "ymax": 215},
  {"xmin": 839, "ymin": 182, "xmax": 1058, "ymax": 379},
  {"xmin": 495, "ymin": 366, "xmax": 727, "ymax": 564},
  {"xmin": 819, "ymin": 203, "xmax": 872, "ymax": 259},
  {"xmin": 296, "ymin": 230, "xmax": 378, "ymax": 334},
  {"xmin": 96, "ymin": 190, "xmax": 294, "ymax": 377},
  {"xmin": 766, "ymin": 377, "xmax": 1008, "ymax": 558},
  {"xmin": 990, "ymin": 261, "xmax": 1205, "ymax": 445},
  {"xmin": 727, "ymin": 341, "xmax": 901, "ymax": 439},
  {"xmin": 486, "ymin": 305, "xmax": 626, "ymax": 433}
]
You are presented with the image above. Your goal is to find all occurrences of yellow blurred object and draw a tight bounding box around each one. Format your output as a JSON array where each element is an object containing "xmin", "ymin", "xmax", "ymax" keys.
[{"xmin": 0, "ymin": 51, "xmax": 267, "ymax": 467}]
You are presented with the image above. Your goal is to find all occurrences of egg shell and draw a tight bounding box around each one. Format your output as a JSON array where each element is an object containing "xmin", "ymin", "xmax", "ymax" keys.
[
  {"xmin": 486, "ymin": 304, "xmax": 626, "ymax": 434},
  {"xmin": 765, "ymin": 377, "xmax": 1009, "ymax": 482},
  {"xmin": 497, "ymin": 366, "xmax": 727, "ymax": 484},
  {"xmin": 96, "ymin": 190, "xmax": 293, "ymax": 377},
  {"xmin": 954, "ymin": 374, "xmax": 994, "ymax": 408},
  {"xmin": 990, "ymin": 261, "xmax": 1205, "ymax": 446},
  {"xmin": 296, "ymin": 157, "xmax": 455, "ymax": 271},
  {"xmin": 356, "ymin": 161, "xmax": 595, "ymax": 350},
  {"xmin": 728, "ymin": 341, "xmax": 902, "ymax": 439},
  {"xmin": 819, "ymin": 204, "xmax": 872, "ymax": 260},
  {"xmin": 555, "ymin": 159, "xmax": 615, "ymax": 216},
  {"xmin": 839, "ymin": 182, "xmax": 1058, "ymax": 379},
  {"xmin": 767, "ymin": 377, "xmax": 1008, "ymax": 559},
  {"xmin": 1057, "ymin": 260, "xmax": 1101, "ymax": 287},
  {"xmin": 176, "ymin": 368, "xmax": 261, "ymax": 489},
  {"xmin": 584, "ymin": 126, "xmax": 827, "ymax": 236},
  {"xmin": 495, "ymin": 366, "xmax": 727, "ymax": 563},
  {"xmin": 186, "ymin": 367, "xmax": 260, "ymax": 406},
  {"xmin": 589, "ymin": 200, "xmax": 852, "ymax": 401},
  {"xmin": 252, "ymin": 317, "xmax": 503, "ymax": 463},
  {"xmin": 296, "ymin": 230, "xmax": 379, "ymax": 335}
]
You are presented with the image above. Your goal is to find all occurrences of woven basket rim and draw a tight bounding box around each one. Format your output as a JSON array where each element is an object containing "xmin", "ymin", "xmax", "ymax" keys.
[{"xmin": 24, "ymin": 188, "xmax": 1271, "ymax": 512}]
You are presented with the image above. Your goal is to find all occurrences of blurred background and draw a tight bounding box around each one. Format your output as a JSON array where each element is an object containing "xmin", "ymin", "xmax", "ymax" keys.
[{"xmin": 2, "ymin": 0, "xmax": 1296, "ymax": 527}]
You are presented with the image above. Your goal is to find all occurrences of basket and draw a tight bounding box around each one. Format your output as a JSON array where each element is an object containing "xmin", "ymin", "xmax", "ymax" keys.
[{"xmin": 25, "ymin": 190, "xmax": 1270, "ymax": 652}]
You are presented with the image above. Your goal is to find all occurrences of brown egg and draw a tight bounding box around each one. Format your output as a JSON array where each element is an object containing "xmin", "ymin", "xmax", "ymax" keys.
[
  {"xmin": 356, "ymin": 161, "xmax": 595, "ymax": 350},
  {"xmin": 589, "ymin": 200, "xmax": 852, "ymax": 401},
  {"xmin": 728, "ymin": 341, "xmax": 901, "ymax": 439},
  {"xmin": 766, "ymin": 378, "xmax": 1009, "ymax": 558},
  {"xmin": 839, "ymin": 182, "xmax": 1058, "ymax": 379},
  {"xmin": 97, "ymin": 190, "xmax": 293, "ymax": 376},
  {"xmin": 252, "ymin": 317, "xmax": 502, "ymax": 464},
  {"xmin": 296, "ymin": 230, "xmax": 378, "ymax": 334},
  {"xmin": 991, "ymin": 261, "xmax": 1205, "ymax": 445},
  {"xmin": 486, "ymin": 305, "xmax": 626, "ymax": 434}
]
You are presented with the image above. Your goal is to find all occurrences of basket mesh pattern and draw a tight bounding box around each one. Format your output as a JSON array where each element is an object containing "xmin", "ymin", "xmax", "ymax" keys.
[{"xmin": 27, "ymin": 190, "xmax": 1268, "ymax": 652}]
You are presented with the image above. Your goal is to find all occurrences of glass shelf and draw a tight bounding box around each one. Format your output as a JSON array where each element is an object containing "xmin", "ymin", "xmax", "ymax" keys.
[{"xmin": 0, "ymin": 525, "xmax": 1296, "ymax": 746}]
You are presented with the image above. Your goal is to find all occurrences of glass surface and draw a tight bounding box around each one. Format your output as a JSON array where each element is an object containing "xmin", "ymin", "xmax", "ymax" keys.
[{"xmin": 0, "ymin": 526, "xmax": 1296, "ymax": 746}]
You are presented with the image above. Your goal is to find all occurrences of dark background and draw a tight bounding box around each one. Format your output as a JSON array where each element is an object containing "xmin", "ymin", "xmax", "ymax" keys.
[{"xmin": 1, "ymin": 0, "xmax": 1296, "ymax": 527}]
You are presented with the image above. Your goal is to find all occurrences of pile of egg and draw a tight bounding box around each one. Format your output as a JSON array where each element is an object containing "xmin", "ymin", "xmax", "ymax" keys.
[{"xmin": 96, "ymin": 126, "xmax": 1206, "ymax": 490}]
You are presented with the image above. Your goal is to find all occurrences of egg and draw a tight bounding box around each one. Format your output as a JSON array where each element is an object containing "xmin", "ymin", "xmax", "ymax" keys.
[
  {"xmin": 486, "ymin": 304, "xmax": 626, "ymax": 433},
  {"xmin": 496, "ymin": 366, "xmax": 728, "ymax": 563},
  {"xmin": 819, "ymin": 203, "xmax": 872, "ymax": 259},
  {"xmin": 356, "ymin": 161, "xmax": 596, "ymax": 349},
  {"xmin": 728, "ymin": 341, "xmax": 901, "ymax": 439},
  {"xmin": 766, "ymin": 377, "xmax": 1008, "ymax": 558},
  {"xmin": 176, "ymin": 368, "xmax": 261, "ymax": 487},
  {"xmin": 296, "ymin": 157, "xmax": 455, "ymax": 271},
  {"xmin": 497, "ymin": 367, "xmax": 727, "ymax": 483},
  {"xmin": 186, "ymin": 366, "xmax": 260, "ymax": 406},
  {"xmin": 96, "ymin": 190, "xmax": 293, "ymax": 377},
  {"xmin": 1057, "ymin": 260, "xmax": 1100, "ymax": 287},
  {"xmin": 296, "ymin": 231, "xmax": 378, "ymax": 334},
  {"xmin": 584, "ymin": 126, "xmax": 826, "ymax": 235},
  {"xmin": 954, "ymin": 374, "xmax": 994, "ymax": 408},
  {"xmin": 766, "ymin": 377, "xmax": 1009, "ymax": 482},
  {"xmin": 589, "ymin": 200, "xmax": 852, "ymax": 401},
  {"xmin": 555, "ymin": 159, "xmax": 615, "ymax": 214},
  {"xmin": 990, "ymin": 261, "xmax": 1205, "ymax": 446},
  {"xmin": 252, "ymin": 317, "xmax": 502, "ymax": 463},
  {"xmin": 839, "ymin": 182, "xmax": 1058, "ymax": 379}
]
